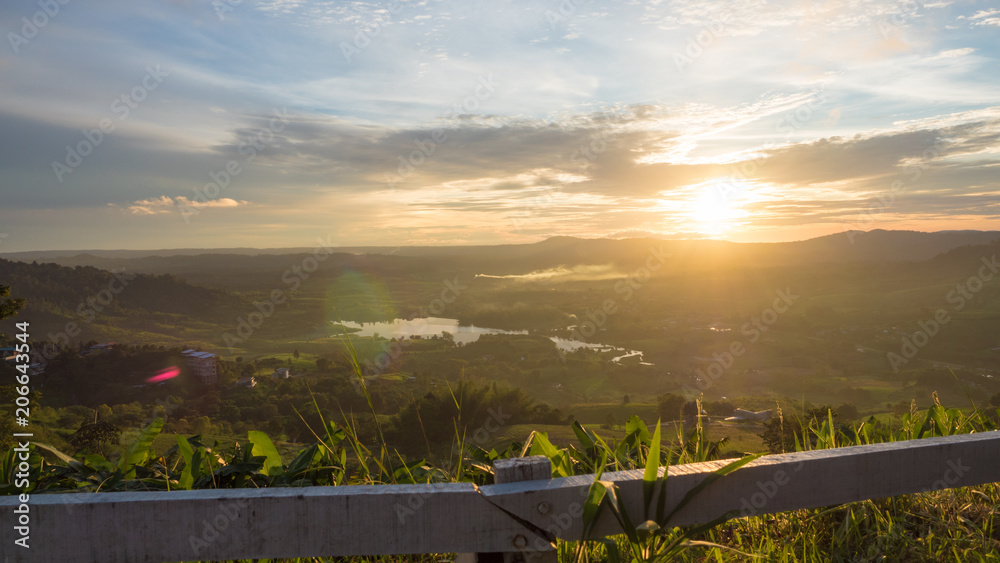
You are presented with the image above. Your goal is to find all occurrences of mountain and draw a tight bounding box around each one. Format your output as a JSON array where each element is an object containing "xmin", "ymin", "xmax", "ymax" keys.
[
  {"xmin": 0, "ymin": 258, "xmax": 240, "ymax": 345},
  {"xmin": 4, "ymin": 230, "xmax": 998, "ymax": 274}
]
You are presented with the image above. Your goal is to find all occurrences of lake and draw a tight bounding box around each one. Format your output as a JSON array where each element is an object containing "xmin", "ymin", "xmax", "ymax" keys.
[{"xmin": 336, "ymin": 317, "xmax": 650, "ymax": 365}]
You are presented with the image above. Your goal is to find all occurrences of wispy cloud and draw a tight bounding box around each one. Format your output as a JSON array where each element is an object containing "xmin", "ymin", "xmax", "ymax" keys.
[
  {"xmin": 0, "ymin": 0, "xmax": 998, "ymax": 250},
  {"xmin": 111, "ymin": 196, "xmax": 251, "ymax": 215},
  {"xmin": 475, "ymin": 264, "xmax": 621, "ymax": 281}
]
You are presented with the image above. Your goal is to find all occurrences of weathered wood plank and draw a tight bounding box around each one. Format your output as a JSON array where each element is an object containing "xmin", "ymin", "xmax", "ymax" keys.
[
  {"xmin": 2, "ymin": 433, "xmax": 997, "ymax": 562},
  {"xmin": 460, "ymin": 456, "xmax": 558, "ymax": 563},
  {"xmin": 481, "ymin": 432, "xmax": 1000, "ymax": 539},
  {"xmin": 494, "ymin": 456, "xmax": 554, "ymax": 484},
  {"xmin": 0, "ymin": 483, "xmax": 549, "ymax": 563}
]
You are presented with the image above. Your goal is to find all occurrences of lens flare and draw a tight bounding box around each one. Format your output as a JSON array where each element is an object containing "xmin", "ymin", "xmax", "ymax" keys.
[{"xmin": 146, "ymin": 366, "xmax": 180, "ymax": 383}]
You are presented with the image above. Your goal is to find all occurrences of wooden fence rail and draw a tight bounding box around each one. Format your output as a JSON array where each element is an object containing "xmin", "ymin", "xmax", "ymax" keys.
[{"xmin": 2, "ymin": 432, "xmax": 999, "ymax": 563}]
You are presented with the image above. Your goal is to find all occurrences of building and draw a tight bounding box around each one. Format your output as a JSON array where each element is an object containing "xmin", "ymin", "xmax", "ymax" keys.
[
  {"xmin": 234, "ymin": 376, "xmax": 257, "ymax": 388},
  {"xmin": 273, "ymin": 367, "xmax": 290, "ymax": 380},
  {"xmin": 87, "ymin": 342, "xmax": 116, "ymax": 354},
  {"xmin": 724, "ymin": 409, "xmax": 773, "ymax": 422},
  {"xmin": 182, "ymin": 349, "xmax": 219, "ymax": 385}
]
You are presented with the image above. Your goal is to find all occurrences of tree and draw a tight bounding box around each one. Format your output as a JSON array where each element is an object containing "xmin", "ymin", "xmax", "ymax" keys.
[
  {"xmin": 657, "ymin": 393, "xmax": 686, "ymax": 421},
  {"xmin": 836, "ymin": 403, "xmax": 859, "ymax": 420},
  {"xmin": 293, "ymin": 349, "xmax": 300, "ymax": 360},
  {"xmin": 69, "ymin": 421, "xmax": 121, "ymax": 456},
  {"xmin": 759, "ymin": 406, "xmax": 836, "ymax": 454},
  {"xmin": 96, "ymin": 404, "xmax": 113, "ymax": 421},
  {"xmin": 602, "ymin": 412, "xmax": 617, "ymax": 429},
  {"xmin": 0, "ymin": 285, "xmax": 25, "ymax": 321}
]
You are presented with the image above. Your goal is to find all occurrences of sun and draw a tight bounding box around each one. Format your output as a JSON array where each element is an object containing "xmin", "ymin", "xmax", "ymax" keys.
[{"xmin": 688, "ymin": 180, "xmax": 750, "ymax": 235}]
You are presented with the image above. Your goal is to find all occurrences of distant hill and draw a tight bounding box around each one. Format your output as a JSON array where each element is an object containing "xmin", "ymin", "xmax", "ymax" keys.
[
  {"xmin": 3, "ymin": 230, "xmax": 998, "ymax": 270},
  {"xmin": 2, "ymin": 230, "xmax": 998, "ymax": 352},
  {"xmin": 775, "ymin": 230, "xmax": 1000, "ymax": 264},
  {"xmin": 0, "ymin": 258, "xmax": 240, "ymax": 345}
]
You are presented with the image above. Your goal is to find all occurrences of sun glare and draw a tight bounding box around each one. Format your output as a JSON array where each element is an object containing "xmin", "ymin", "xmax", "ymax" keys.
[{"xmin": 687, "ymin": 180, "xmax": 751, "ymax": 236}]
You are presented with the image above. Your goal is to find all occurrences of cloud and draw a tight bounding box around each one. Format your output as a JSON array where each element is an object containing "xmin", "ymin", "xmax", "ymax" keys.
[
  {"xmin": 1, "ymin": 0, "xmax": 999, "ymax": 250},
  {"xmin": 932, "ymin": 48, "xmax": 976, "ymax": 59},
  {"xmin": 475, "ymin": 264, "xmax": 621, "ymax": 282},
  {"xmin": 967, "ymin": 9, "xmax": 1000, "ymax": 27},
  {"xmin": 111, "ymin": 196, "xmax": 250, "ymax": 215}
]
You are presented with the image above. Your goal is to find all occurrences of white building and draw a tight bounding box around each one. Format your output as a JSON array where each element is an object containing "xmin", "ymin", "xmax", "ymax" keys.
[{"xmin": 182, "ymin": 349, "xmax": 219, "ymax": 385}]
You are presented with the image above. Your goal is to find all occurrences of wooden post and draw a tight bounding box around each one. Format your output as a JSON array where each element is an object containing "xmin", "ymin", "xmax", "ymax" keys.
[{"xmin": 457, "ymin": 456, "xmax": 558, "ymax": 563}]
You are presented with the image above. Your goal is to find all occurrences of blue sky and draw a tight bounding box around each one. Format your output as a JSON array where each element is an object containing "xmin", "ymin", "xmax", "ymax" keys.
[{"xmin": 0, "ymin": 0, "xmax": 998, "ymax": 251}]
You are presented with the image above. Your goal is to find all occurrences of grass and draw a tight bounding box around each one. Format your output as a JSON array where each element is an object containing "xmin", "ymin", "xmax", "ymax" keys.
[
  {"xmin": 689, "ymin": 484, "xmax": 1000, "ymax": 561},
  {"xmin": 9, "ymin": 325, "xmax": 1000, "ymax": 562},
  {"xmin": 8, "ymin": 404, "xmax": 1000, "ymax": 562}
]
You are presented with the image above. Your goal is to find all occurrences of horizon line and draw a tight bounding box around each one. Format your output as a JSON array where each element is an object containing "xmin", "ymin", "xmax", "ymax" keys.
[{"xmin": 2, "ymin": 228, "xmax": 999, "ymax": 256}]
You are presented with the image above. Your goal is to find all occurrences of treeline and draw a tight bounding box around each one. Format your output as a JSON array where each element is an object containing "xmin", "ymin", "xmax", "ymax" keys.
[
  {"xmin": 386, "ymin": 381, "xmax": 566, "ymax": 455},
  {"xmin": 0, "ymin": 341, "xmax": 568, "ymax": 459},
  {"xmin": 0, "ymin": 258, "xmax": 241, "ymax": 344}
]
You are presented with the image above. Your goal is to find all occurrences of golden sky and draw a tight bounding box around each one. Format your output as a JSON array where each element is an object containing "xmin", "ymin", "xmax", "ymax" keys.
[{"xmin": 1, "ymin": 0, "xmax": 999, "ymax": 250}]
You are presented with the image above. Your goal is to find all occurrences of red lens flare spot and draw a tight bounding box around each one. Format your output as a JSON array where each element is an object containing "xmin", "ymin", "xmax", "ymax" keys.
[{"xmin": 146, "ymin": 366, "xmax": 180, "ymax": 383}]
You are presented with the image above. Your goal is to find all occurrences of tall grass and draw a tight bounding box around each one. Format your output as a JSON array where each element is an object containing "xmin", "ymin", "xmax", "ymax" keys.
[{"xmin": 3, "ymin": 354, "xmax": 998, "ymax": 563}]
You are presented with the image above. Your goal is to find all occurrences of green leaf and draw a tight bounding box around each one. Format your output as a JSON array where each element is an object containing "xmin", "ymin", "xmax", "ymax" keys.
[
  {"xmin": 528, "ymin": 431, "xmax": 559, "ymax": 458},
  {"xmin": 248, "ymin": 430, "xmax": 283, "ymax": 477},
  {"xmin": 286, "ymin": 443, "xmax": 322, "ymax": 477},
  {"xmin": 528, "ymin": 432, "xmax": 573, "ymax": 477},
  {"xmin": 572, "ymin": 420, "xmax": 597, "ymax": 451},
  {"xmin": 581, "ymin": 479, "xmax": 610, "ymax": 541},
  {"xmin": 624, "ymin": 415, "xmax": 651, "ymax": 448},
  {"xmin": 117, "ymin": 418, "xmax": 164, "ymax": 479},
  {"xmin": 664, "ymin": 453, "xmax": 762, "ymax": 526},
  {"xmin": 642, "ymin": 419, "xmax": 662, "ymax": 519},
  {"xmin": 176, "ymin": 436, "xmax": 197, "ymax": 490},
  {"xmin": 32, "ymin": 442, "xmax": 77, "ymax": 464},
  {"xmin": 601, "ymin": 482, "xmax": 641, "ymax": 557}
]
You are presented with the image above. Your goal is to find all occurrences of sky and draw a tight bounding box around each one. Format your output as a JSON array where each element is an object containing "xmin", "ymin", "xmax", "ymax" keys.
[{"xmin": 0, "ymin": 0, "xmax": 999, "ymax": 252}]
